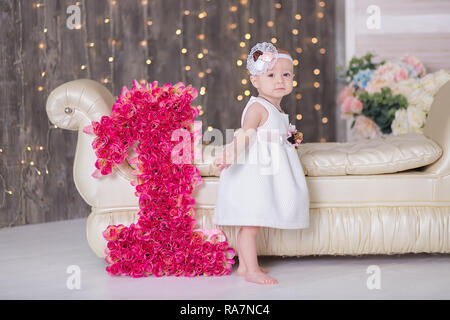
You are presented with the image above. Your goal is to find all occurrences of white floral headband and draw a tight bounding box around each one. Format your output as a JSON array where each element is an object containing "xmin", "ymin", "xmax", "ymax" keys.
[{"xmin": 246, "ymin": 42, "xmax": 293, "ymax": 76}]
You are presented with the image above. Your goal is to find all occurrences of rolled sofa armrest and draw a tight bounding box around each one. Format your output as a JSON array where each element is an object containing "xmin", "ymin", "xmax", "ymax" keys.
[
  {"xmin": 45, "ymin": 78, "xmax": 135, "ymax": 181},
  {"xmin": 46, "ymin": 78, "xmax": 116, "ymax": 131}
]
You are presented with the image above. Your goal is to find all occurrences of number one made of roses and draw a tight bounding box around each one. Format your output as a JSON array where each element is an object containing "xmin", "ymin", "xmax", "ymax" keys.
[{"xmin": 83, "ymin": 79, "xmax": 235, "ymax": 278}]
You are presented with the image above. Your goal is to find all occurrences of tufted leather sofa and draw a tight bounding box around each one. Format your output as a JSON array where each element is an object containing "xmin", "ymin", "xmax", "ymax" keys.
[{"xmin": 46, "ymin": 79, "xmax": 450, "ymax": 258}]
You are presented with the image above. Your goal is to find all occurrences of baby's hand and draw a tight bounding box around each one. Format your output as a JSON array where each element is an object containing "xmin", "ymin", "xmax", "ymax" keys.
[{"xmin": 214, "ymin": 155, "xmax": 231, "ymax": 171}]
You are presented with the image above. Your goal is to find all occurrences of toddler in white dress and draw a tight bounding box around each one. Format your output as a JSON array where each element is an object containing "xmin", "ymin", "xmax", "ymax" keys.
[{"xmin": 213, "ymin": 42, "xmax": 310, "ymax": 285}]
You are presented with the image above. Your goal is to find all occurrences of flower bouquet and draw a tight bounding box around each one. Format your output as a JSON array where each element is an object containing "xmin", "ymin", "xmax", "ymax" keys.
[
  {"xmin": 287, "ymin": 123, "xmax": 303, "ymax": 149},
  {"xmin": 336, "ymin": 52, "xmax": 450, "ymax": 140}
]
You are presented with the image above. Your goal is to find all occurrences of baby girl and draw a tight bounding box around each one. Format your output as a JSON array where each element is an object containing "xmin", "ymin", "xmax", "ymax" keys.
[{"xmin": 213, "ymin": 42, "xmax": 311, "ymax": 285}]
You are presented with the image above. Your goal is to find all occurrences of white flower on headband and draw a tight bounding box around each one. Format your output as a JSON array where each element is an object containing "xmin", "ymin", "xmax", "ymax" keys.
[
  {"xmin": 246, "ymin": 42, "xmax": 292, "ymax": 76},
  {"xmin": 247, "ymin": 42, "xmax": 277, "ymax": 76}
]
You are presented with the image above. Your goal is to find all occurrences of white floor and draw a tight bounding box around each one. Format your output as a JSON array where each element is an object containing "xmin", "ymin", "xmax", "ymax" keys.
[{"xmin": 0, "ymin": 218, "xmax": 449, "ymax": 300}]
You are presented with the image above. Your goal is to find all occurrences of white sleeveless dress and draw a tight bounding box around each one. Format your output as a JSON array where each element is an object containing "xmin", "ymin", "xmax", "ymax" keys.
[{"xmin": 212, "ymin": 96, "xmax": 310, "ymax": 229}]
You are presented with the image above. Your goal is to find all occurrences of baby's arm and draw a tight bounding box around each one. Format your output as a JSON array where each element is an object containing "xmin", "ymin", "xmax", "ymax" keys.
[{"xmin": 215, "ymin": 102, "xmax": 266, "ymax": 170}]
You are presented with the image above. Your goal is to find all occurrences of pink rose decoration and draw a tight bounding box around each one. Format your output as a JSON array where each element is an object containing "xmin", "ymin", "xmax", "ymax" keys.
[
  {"xmin": 394, "ymin": 68, "xmax": 409, "ymax": 82},
  {"xmin": 89, "ymin": 80, "xmax": 235, "ymax": 278},
  {"xmin": 337, "ymin": 85, "xmax": 353, "ymax": 105},
  {"xmin": 340, "ymin": 96, "xmax": 363, "ymax": 118}
]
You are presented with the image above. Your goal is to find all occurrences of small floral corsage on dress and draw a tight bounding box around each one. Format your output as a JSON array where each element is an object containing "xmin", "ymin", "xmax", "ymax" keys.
[{"xmin": 287, "ymin": 123, "xmax": 304, "ymax": 149}]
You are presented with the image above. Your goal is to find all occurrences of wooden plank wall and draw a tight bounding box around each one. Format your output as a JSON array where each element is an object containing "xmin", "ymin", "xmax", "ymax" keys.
[
  {"xmin": 346, "ymin": 0, "xmax": 450, "ymax": 71},
  {"xmin": 0, "ymin": 0, "xmax": 335, "ymax": 226}
]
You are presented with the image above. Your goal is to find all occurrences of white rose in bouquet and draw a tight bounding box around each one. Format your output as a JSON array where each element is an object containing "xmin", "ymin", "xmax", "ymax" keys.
[
  {"xmin": 391, "ymin": 78, "xmax": 417, "ymax": 98},
  {"xmin": 391, "ymin": 109, "xmax": 409, "ymax": 135},
  {"xmin": 418, "ymin": 93, "xmax": 434, "ymax": 112},
  {"xmin": 407, "ymin": 105, "xmax": 427, "ymax": 132},
  {"xmin": 420, "ymin": 73, "xmax": 439, "ymax": 96},
  {"xmin": 434, "ymin": 69, "xmax": 450, "ymax": 87}
]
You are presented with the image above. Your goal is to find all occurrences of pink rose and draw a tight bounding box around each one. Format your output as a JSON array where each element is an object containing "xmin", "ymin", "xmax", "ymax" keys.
[
  {"xmin": 337, "ymin": 86, "xmax": 353, "ymax": 105},
  {"xmin": 103, "ymin": 225, "xmax": 119, "ymax": 241},
  {"xmin": 213, "ymin": 265, "xmax": 225, "ymax": 276},
  {"xmin": 341, "ymin": 96, "xmax": 363, "ymax": 114},
  {"xmin": 202, "ymin": 241, "xmax": 213, "ymax": 253},
  {"xmin": 394, "ymin": 69, "xmax": 409, "ymax": 82},
  {"xmin": 120, "ymin": 261, "xmax": 133, "ymax": 275},
  {"xmin": 106, "ymin": 263, "xmax": 120, "ymax": 276}
]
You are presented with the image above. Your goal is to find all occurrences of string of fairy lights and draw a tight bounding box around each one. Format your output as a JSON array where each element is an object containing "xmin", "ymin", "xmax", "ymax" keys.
[{"xmin": 1, "ymin": 0, "xmax": 329, "ymax": 208}]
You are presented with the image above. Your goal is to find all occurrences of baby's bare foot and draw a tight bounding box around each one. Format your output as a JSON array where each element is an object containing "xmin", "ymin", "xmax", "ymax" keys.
[
  {"xmin": 245, "ymin": 271, "xmax": 278, "ymax": 285},
  {"xmin": 237, "ymin": 265, "xmax": 268, "ymax": 276}
]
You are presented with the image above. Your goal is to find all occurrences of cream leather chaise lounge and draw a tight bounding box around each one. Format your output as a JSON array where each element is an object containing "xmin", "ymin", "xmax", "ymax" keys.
[{"xmin": 46, "ymin": 79, "xmax": 450, "ymax": 258}]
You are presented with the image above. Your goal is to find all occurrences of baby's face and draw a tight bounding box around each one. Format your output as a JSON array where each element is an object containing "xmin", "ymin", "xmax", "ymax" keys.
[{"xmin": 250, "ymin": 58, "xmax": 294, "ymax": 98}]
